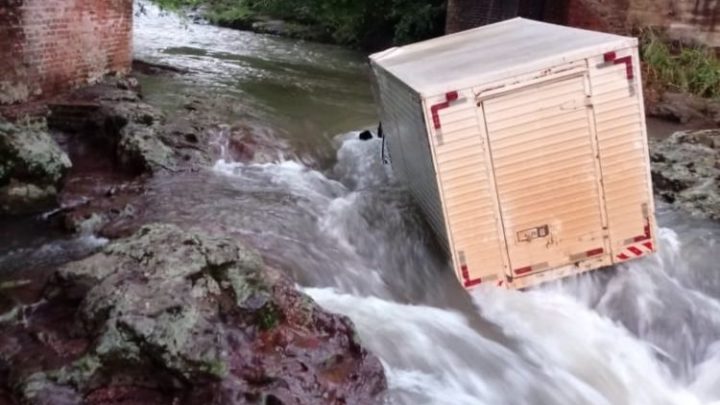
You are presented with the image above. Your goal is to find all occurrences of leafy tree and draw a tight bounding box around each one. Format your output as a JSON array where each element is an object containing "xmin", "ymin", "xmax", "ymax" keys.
[{"xmin": 150, "ymin": 0, "xmax": 446, "ymax": 49}]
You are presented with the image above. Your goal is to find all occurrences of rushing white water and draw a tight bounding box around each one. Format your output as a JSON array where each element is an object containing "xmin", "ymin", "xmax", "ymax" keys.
[
  {"xmin": 209, "ymin": 135, "xmax": 720, "ymax": 405},
  {"xmin": 127, "ymin": 5, "xmax": 720, "ymax": 403}
]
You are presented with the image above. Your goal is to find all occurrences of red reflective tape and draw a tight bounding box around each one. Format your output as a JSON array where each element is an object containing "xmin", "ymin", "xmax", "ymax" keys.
[
  {"xmin": 617, "ymin": 253, "xmax": 630, "ymax": 260},
  {"xmin": 464, "ymin": 278, "xmax": 483, "ymax": 288},
  {"xmin": 514, "ymin": 266, "xmax": 533, "ymax": 275},
  {"xmin": 586, "ymin": 248, "xmax": 604, "ymax": 257},
  {"xmin": 460, "ymin": 263, "xmax": 480, "ymax": 287},
  {"xmin": 602, "ymin": 52, "xmax": 634, "ymax": 80},
  {"xmin": 633, "ymin": 222, "xmax": 652, "ymax": 242},
  {"xmin": 615, "ymin": 56, "xmax": 634, "ymax": 80},
  {"xmin": 430, "ymin": 91, "xmax": 459, "ymax": 130},
  {"xmin": 628, "ymin": 246, "xmax": 643, "ymax": 256},
  {"xmin": 643, "ymin": 241, "xmax": 654, "ymax": 251}
]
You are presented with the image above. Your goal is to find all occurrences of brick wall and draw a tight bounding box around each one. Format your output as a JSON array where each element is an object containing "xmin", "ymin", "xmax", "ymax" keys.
[
  {"xmin": 0, "ymin": 0, "xmax": 132, "ymax": 105},
  {"xmin": 566, "ymin": 0, "xmax": 720, "ymax": 47},
  {"xmin": 445, "ymin": 0, "xmax": 719, "ymax": 47},
  {"xmin": 565, "ymin": 0, "xmax": 627, "ymax": 33}
]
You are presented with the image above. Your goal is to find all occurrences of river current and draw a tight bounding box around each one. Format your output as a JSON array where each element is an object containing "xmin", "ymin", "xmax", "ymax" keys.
[{"xmin": 3, "ymin": 3, "xmax": 720, "ymax": 404}]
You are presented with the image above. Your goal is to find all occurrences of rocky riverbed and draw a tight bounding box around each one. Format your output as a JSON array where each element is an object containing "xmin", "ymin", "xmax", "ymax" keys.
[
  {"xmin": 0, "ymin": 121, "xmax": 72, "ymax": 216},
  {"xmin": 2, "ymin": 224, "xmax": 385, "ymax": 404},
  {"xmin": 651, "ymin": 128, "xmax": 720, "ymax": 220},
  {"xmin": 2, "ymin": 23, "xmax": 720, "ymax": 403},
  {"xmin": 0, "ymin": 75, "xmax": 387, "ymax": 404}
]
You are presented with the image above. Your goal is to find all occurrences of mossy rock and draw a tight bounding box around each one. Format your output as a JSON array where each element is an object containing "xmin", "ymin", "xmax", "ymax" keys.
[{"xmin": 0, "ymin": 120, "xmax": 71, "ymax": 215}]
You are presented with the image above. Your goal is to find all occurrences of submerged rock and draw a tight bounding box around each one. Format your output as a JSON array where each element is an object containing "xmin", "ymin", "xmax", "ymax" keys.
[
  {"xmin": 7, "ymin": 224, "xmax": 386, "ymax": 404},
  {"xmin": 0, "ymin": 121, "xmax": 71, "ymax": 215},
  {"xmin": 651, "ymin": 129, "xmax": 720, "ymax": 220}
]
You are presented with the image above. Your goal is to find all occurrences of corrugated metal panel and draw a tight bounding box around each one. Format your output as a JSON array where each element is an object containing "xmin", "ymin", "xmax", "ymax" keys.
[
  {"xmin": 371, "ymin": 64, "xmax": 449, "ymax": 246},
  {"xmin": 370, "ymin": 18, "xmax": 635, "ymax": 97},
  {"xmin": 482, "ymin": 74, "xmax": 608, "ymax": 275},
  {"xmin": 588, "ymin": 48, "xmax": 655, "ymax": 258},
  {"xmin": 427, "ymin": 90, "xmax": 507, "ymax": 285},
  {"xmin": 371, "ymin": 35, "xmax": 656, "ymax": 290}
]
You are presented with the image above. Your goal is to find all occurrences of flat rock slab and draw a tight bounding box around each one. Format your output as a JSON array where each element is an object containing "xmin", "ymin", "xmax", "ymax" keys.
[{"xmin": 2, "ymin": 223, "xmax": 386, "ymax": 404}]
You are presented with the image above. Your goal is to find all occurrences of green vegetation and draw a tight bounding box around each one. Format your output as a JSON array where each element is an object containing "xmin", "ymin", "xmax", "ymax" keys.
[
  {"xmin": 641, "ymin": 29, "xmax": 720, "ymax": 99},
  {"xmin": 204, "ymin": 2, "xmax": 254, "ymax": 26},
  {"xmin": 257, "ymin": 303, "xmax": 281, "ymax": 330},
  {"xmin": 150, "ymin": 0, "xmax": 446, "ymax": 49}
]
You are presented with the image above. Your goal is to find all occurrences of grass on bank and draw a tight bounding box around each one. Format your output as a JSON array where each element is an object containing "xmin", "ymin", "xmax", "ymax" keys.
[{"xmin": 641, "ymin": 29, "xmax": 720, "ymax": 99}]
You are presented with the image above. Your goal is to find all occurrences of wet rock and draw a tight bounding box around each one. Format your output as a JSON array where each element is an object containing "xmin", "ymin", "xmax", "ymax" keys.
[
  {"xmin": 225, "ymin": 123, "xmax": 294, "ymax": 164},
  {"xmin": 48, "ymin": 77, "xmax": 170, "ymax": 174},
  {"xmin": 648, "ymin": 92, "xmax": 720, "ymax": 127},
  {"xmin": 117, "ymin": 124, "xmax": 174, "ymax": 173},
  {"xmin": 185, "ymin": 5, "xmax": 209, "ymax": 24},
  {"xmin": 358, "ymin": 130, "xmax": 373, "ymax": 141},
  {"xmin": 651, "ymin": 129, "xmax": 720, "ymax": 219},
  {"xmin": 0, "ymin": 182, "xmax": 58, "ymax": 215},
  {"xmin": 155, "ymin": 116, "xmax": 215, "ymax": 168},
  {"xmin": 21, "ymin": 373, "xmax": 83, "ymax": 405},
  {"xmin": 250, "ymin": 20, "xmax": 328, "ymax": 42},
  {"xmin": 12, "ymin": 224, "xmax": 387, "ymax": 404},
  {"xmin": 0, "ymin": 121, "xmax": 72, "ymax": 215},
  {"xmin": 132, "ymin": 59, "xmax": 191, "ymax": 75},
  {"xmin": 63, "ymin": 212, "xmax": 106, "ymax": 235},
  {"xmin": 115, "ymin": 77, "xmax": 140, "ymax": 92}
]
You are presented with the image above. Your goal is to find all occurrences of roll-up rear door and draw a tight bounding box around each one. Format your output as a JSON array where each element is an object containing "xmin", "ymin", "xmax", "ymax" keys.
[{"xmin": 481, "ymin": 74, "xmax": 608, "ymax": 278}]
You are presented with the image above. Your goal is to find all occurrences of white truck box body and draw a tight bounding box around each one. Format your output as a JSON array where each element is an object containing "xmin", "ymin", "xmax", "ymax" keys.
[{"xmin": 370, "ymin": 18, "xmax": 657, "ymax": 290}]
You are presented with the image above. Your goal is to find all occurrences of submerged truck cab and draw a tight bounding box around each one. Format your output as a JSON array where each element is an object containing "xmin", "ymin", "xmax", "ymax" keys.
[{"xmin": 370, "ymin": 18, "xmax": 657, "ymax": 290}]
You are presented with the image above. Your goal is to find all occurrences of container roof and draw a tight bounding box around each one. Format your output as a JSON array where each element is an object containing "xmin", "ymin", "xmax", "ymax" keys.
[{"xmin": 370, "ymin": 18, "xmax": 636, "ymax": 96}]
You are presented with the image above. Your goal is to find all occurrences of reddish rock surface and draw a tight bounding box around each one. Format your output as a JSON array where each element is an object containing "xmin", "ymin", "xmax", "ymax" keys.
[{"xmin": 0, "ymin": 224, "xmax": 387, "ymax": 405}]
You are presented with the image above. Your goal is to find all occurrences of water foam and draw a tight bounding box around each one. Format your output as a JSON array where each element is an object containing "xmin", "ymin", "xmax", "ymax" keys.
[{"xmin": 210, "ymin": 134, "xmax": 720, "ymax": 404}]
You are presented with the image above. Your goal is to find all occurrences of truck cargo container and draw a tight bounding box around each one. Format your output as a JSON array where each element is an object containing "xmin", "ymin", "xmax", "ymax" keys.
[{"xmin": 370, "ymin": 18, "xmax": 657, "ymax": 290}]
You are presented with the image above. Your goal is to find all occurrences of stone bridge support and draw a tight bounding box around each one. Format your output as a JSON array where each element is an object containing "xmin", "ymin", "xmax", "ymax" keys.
[
  {"xmin": 445, "ymin": 0, "xmax": 719, "ymax": 47},
  {"xmin": 0, "ymin": 0, "xmax": 133, "ymax": 105}
]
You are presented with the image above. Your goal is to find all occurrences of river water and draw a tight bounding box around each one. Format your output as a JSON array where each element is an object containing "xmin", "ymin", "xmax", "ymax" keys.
[{"xmin": 3, "ymin": 3, "xmax": 720, "ymax": 404}]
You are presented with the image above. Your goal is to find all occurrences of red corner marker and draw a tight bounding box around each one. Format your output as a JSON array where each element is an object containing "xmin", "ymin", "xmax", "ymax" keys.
[{"xmin": 431, "ymin": 91, "xmax": 459, "ymax": 129}]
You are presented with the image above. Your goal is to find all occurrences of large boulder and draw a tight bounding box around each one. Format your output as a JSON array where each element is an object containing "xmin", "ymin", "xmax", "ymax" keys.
[
  {"xmin": 8, "ymin": 224, "xmax": 386, "ymax": 404},
  {"xmin": 0, "ymin": 121, "xmax": 72, "ymax": 215},
  {"xmin": 651, "ymin": 129, "xmax": 720, "ymax": 219}
]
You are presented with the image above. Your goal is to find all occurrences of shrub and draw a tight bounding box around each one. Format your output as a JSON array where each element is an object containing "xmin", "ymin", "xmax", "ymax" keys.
[
  {"xmin": 150, "ymin": 0, "xmax": 446, "ymax": 49},
  {"xmin": 641, "ymin": 29, "xmax": 720, "ymax": 99}
]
